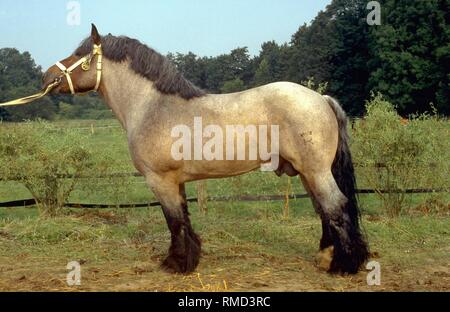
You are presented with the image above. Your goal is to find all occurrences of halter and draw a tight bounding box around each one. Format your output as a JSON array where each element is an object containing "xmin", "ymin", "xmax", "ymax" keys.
[{"xmin": 54, "ymin": 44, "xmax": 103, "ymax": 94}]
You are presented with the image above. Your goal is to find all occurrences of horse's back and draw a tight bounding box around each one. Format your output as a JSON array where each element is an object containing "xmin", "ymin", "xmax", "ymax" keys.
[
  {"xmin": 258, "ymin": 81, "xmax": 331, "ymax": 111},
  {"xmin": 234, "ymin": 81, "xmax": 337, "ymax": 129},
  {"xmin": 194, "ymin": 81, "xmax": 338, "ymax": 142}
]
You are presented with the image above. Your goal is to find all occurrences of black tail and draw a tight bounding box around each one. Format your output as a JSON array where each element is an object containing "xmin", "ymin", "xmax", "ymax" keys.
[{"xmin": 324, "ymin": 95, "xmax": 369, "ymax": 274}]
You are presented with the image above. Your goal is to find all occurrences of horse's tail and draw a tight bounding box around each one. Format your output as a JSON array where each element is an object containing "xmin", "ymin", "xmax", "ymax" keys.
[{"xmin": 324, "ymin": 95, "xmax": 369, "ymax": 273}]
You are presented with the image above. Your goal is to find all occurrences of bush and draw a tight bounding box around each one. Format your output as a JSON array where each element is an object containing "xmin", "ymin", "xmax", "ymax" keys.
[
  {"xmin": 352, "ymin": 94, "xmax": 449, "ymax": 216},
  {"xmin": 0, "ymin": 121, "xmax": 96, "ymax": 216},
  {"xmin": 301, "ymin": 77, "xmax": 328, "ymax": 95}
]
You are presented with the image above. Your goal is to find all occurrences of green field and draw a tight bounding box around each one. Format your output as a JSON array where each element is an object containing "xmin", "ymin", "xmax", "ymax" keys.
[{"xmin": 0, "ymin": 119, "xmax": 449, "ymax": 291}]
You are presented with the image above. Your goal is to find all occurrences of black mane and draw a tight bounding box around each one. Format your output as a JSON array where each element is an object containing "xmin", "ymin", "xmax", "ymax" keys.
[{"xmin": 75, "ymin": 35, "xmax": 205, "ymax": 100}]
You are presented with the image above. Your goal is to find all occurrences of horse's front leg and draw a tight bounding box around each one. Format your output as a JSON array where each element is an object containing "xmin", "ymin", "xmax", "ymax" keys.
[{"xmin": 146, "ymin": 174, "xmax": 201, "ymax": 273}]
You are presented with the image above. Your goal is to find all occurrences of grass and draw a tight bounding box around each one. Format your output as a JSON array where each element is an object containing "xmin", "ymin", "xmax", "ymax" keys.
[
  {"xmin": 0, "ymin": 204, "xmax": 449, "ymax": 291},
  {"xmin": 0, "ymin": 119, "xmax": 449, "ymax": 291}
]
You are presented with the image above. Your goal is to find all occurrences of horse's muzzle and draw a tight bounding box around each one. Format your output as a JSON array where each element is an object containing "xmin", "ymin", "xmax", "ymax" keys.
[{"xmin": 42, "ymin": 70, "xmax": 62, "ymax": 94}]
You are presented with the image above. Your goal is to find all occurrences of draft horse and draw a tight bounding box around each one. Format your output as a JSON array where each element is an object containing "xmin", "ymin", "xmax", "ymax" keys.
[{"xmin": 43, "ymin": 24, "xmax": 369, "ymax": 274}]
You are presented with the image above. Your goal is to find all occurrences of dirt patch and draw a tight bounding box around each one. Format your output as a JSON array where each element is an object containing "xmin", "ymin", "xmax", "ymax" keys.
[
  {"xmin": 1, "ymin": 211, "xmax": 448, "ymax": 292},
  {"xmin": 0, "ymin": 247, "xmax": 448, "ymax": 292},
  {"xmin": 0, "ymin": 230, "xmax": 13, "ymax": 240},
  {"xmin": 69, "ymin": 210, "xmax": 128, "ymax": 225},
  {"xmin": 409, "ymin": 200, "xmax": 450, "ymax": 217}
]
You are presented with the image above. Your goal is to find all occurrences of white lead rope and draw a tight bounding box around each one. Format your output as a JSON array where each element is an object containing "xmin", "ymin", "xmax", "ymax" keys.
[{"xmin": 0, "ymin": 79, "xmax": 61, "ymax": 107}]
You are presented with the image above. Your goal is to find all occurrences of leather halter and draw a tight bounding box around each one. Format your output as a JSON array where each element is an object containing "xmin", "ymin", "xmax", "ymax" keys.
[{"xmin": 54, "ymin": 44, "xmax": 103, "ymax": 94}]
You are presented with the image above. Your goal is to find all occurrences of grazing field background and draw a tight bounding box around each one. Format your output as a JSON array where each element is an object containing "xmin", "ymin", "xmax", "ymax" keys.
[{"xmin": 0, "ymin": 99, "xmax": 449, "ymax": 291}]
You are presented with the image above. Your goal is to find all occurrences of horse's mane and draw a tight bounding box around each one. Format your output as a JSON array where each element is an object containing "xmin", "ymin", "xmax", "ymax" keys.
[{"xmin": 74, "ymin": 35, "xmax": 205, "ymax": 100}]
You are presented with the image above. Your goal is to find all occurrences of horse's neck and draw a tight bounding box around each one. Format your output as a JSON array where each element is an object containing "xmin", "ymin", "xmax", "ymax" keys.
[{"xmin": 98, "ymin": 58, "xmax": 161, "ymax": 132}]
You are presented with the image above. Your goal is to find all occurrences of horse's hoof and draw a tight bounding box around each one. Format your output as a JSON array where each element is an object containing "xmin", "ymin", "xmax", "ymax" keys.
[
  {"xmin": 327, "ymin": 235, "xmax": 369, "ymax": 274},
  {"xmin": 161, "ymin": 232, "xmax": 201, "ymax": 274},
  {"xmin": 315, "ymin": 246, "xmax": 334, "ymax": 271},
  {"xmin": 161, "ymin": 256, "xmax": 186, "ymax": 274}
]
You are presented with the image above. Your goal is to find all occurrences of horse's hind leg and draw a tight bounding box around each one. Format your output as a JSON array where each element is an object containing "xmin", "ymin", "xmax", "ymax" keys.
[
  {"xmin": 299, "ymin": 174, "xmax": 334, "ymax": 269},
  {"xmin": 301, "ymin": 170, "xmax": 366, "ymax": 273},
  {"xmin": 145, "ymin": 175, "xmax": 201, "ymax": 273}
]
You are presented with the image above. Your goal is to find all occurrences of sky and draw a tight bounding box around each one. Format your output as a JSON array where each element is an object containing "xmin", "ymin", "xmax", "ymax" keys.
[{"xmin": 0, "ymin": 0, "xmax": 331, "ymax": 69}]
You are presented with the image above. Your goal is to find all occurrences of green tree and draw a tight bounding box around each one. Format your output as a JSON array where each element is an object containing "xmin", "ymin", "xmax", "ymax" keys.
[
  {"xmin": 328, "ymin": 0, "xmax": 371, "ymax": 116},
  {"xmin": 287, "ymin": 10, "xmax": 337, "ymax": 85},
  {"xmin": 169, "ymin": 52, "xmax": 208, "ymax": 89},
  {"xmin": 253, "ymin": 41, "xmax": 290, "ymax": 86},
  {"xmin": 369, "ymin": 0, "xmax": 450, "ymax": 115},
  {"xmin": 203, "ymin": 47, "xmax": 252, "ymax": 93},
  {"xmin": 220, "ymin": 78, "xmax": 245, "ymax": 93},
  {"xmin": 253, "ymin": 58, "xmax": 272, "ymax": 86},
  {"xmin": 287, "ymin": 0, "xmax": 372, "ymax": 115},
  {"xmin": 230, "ymin": 47, "xmax": 253, "ymax": 86}
]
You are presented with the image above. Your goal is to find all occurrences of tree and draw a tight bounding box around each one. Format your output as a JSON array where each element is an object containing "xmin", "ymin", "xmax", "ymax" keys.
[
  {"xmin": 169, "ymin": 52, "xmax": 208, "ymax": 89},
  {"xmin": 327, "ymin": 0, "xmax": 371, "ymax": 116},
  {"xmin": 252, "ymin": 41, "xmax": 291, "ymax": 86},
  {"xmin": 368, "ymin": 0, "xmax": 450, "ymax": 115},
  {"xmin": 203, "ymin": 48, "xmax": 252, "ymax": 93},
  {"xmin": 229, "ymin": 47, "xmax": 253, "ymax": 86},
  {"xmin": 287, "ymin": 9, "xmax": 338, "ymax": 86},
  {"xmin": 253, "ymin": 58, "xmax": 272, "ymax": 86},
  {"xmin": 220, "ymin": 78, "xmax": 246, "ymax": 93}
]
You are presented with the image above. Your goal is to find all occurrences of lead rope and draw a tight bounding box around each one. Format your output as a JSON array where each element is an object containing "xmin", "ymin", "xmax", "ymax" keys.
[{"xmin": 0, "ymin": 79, "xmax": 61, "ymax": 107}]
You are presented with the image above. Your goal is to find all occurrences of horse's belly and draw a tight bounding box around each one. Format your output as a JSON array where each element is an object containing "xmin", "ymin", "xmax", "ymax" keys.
[{"xmin": 181, "ymin": 159, "xmax": 262, "ymax": 181}]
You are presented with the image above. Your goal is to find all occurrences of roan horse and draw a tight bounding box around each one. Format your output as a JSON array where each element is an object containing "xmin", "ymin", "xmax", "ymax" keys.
[{"xmin": 42, "ymin": 25, "xmax": 369, "ymax": 274}]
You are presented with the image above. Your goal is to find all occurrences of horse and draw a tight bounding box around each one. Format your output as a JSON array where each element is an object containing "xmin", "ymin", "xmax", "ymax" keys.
[{"xmin": 42, "ymin": 24, "xmax": 369, "ymax": 274}]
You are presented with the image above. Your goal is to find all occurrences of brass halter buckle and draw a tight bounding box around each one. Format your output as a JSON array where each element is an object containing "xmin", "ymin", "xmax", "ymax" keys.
[{"xmin": 81, "ymin": 59, "xmax": 91, "ymax": 71}]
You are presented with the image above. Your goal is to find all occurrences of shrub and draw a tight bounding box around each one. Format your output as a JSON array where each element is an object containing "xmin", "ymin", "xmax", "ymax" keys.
[
  {"xmin": 301, "ymin": 77, "xmax": 328, "ymax": 95},
  {"xmin": 352, "ymin": 94, "xmax": 449, "ymax": 216},
  {"xmin": 0, "ymin": 121, "xmax": 95, "ymax": 216}
]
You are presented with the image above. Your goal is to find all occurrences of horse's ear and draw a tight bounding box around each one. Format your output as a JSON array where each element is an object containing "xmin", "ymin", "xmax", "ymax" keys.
[{"xmin": 91, "ymin": 23, "xmax": 101, "ymax": 45}]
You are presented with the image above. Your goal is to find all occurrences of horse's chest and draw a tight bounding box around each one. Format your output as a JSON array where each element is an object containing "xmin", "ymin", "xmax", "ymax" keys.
[{"xmin": 128, "ymin": 130, "xmax": 178, "ymax": 172}]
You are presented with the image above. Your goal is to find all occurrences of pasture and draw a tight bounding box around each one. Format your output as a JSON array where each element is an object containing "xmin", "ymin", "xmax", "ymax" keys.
[{"xmin": 0, "ymin": 117, "xmax": 449, "ymax": 291}]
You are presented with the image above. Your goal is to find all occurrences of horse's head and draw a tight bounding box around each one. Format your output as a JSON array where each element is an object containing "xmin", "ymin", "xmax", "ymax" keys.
[{"xmin": 42, "ymin": 24, "xmax": 103, "ymax": 95}]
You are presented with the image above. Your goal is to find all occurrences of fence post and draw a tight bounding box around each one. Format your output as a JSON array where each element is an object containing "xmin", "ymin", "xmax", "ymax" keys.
[
  {"xmin": 283, "ymin": 177, "xmax": 291, "ymax": 219},
  {"xmin": 196, "ymin": 180, "xmax": 208, "ymax": 214}
]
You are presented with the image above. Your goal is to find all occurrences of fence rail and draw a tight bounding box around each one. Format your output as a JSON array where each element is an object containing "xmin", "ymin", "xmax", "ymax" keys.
[{"xmin": 1, "ymin": 188, "xmax": 448, "ymax": 209}]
